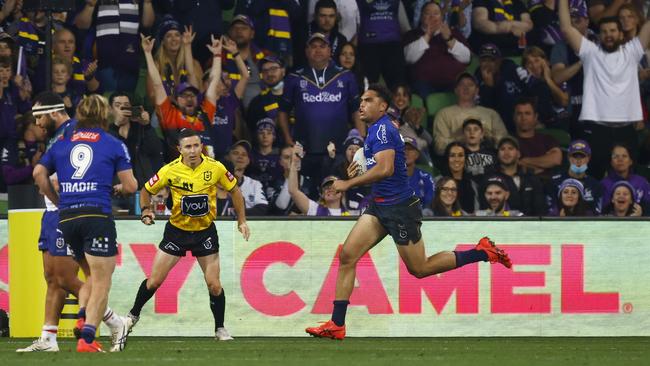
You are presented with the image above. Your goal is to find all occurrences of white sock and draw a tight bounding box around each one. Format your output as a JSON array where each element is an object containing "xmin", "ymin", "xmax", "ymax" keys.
[
  {"xmin": 103, "ymin": 307, "xmax": 123, "ymax": 330},
  {"xmin": 41, "ymin": 325, "xmax": 58, "ymax": 343}
]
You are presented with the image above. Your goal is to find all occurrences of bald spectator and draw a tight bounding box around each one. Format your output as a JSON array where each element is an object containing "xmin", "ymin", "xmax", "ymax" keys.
[{"xmin": 433, "ymin": 72, "xmax": 507, "ymax": 156}]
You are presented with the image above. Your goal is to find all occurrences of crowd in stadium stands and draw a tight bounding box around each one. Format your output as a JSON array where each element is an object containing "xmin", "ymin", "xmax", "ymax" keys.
[{"xmin": 3, "ymin": 0, "xmax": 650, "ymax": 218}]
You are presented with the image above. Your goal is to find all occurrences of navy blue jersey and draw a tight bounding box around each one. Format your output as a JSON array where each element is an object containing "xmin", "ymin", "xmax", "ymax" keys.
[
  {"xmin": 408, "ymin": 168, "xmax": 435, "ymax": 207},
  {"xmin": 39, "ymin": 128, "xmax": 132, "ymax": 213},
  {"xmin": 46, "ymin": 119, "xmax": 76, "ymax": 150},
  {"xmin": 280, "ymin": 63, "xmax": 359, "ymax": 153},
  {"xmin": 365, "ymin": 115, "xmax": 414, "ymax": 205}
]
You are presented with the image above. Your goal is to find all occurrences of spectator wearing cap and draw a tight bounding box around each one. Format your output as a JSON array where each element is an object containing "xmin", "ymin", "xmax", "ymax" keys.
[
  {"xmin": 546, "ymin": 139, "xmax": 603, "ymax": 214},
  {"xmin": 474, "ymin": 43, "xmax": 527, "ymax": 132},
  {"xmin": 487, "ymin": 136, "xmax": 546, "ymax": 215},
  {"xmin": 296, "ymin": 0, "xmax": 348, "ymax": 70},
  {"xmin": 249, "ymin": 118, "xmax": 282, "ymax": 191},
  {"xmin": 235, "ymin": 0, "xmax": 303, "ymax": 66},
  {"xmin": 278, "ymin": 32, "xmax": 362, "ymax": 183},
  {"xmin": 463, "ymin": 118, "xmax": 497, "ymax": 179},
  {"xmin": 155, "ymin": 0, "xmax": 235, "ymax": 65},
  {"xmin": 146, "ymin": 16, "xmax": 203, "ymax": 105},
  {"xmin": 73, "ymin": 0, "xmax": 154, "ymax": 92},
  {"xmin": 513, "ymin": 97, "xmax": 562, "ymax": 177},
  {"xmin": 223, "ymin": 139, "xmax": 269, "ymax": 216},
  {"xmin": 475, "ymin": 174, "xmax": 523, "ymax": 216},
  {"xmin": 142, "ymin": 33, "xmax": 222, "ymax": 159},
  {"xmin": 469, "ymin": 0, "xmax": 532, "ymax": 56},
  {"xmin": 322, "ymin": 130, "xmax": 370, "ymax": 211},
  {"xmin": 224, "ymin": 14, "xmax": 266, "ymax": 109},
  {"xmin": 247, "ymin": 55, "xmax": 285, "ymax": 138},
  {"xmin": 548, "ymin": 178, "xmax": 593, "ymax": 216},
  {"xmin": 403, "ymin": 1, "xmax": 471, "ymax": 97},
  {"xmin": 437, "ymin": 142, "xmax": 479, "ymax": 213},
  {"xmin": 550, "ymin": 1, "xmax": 593, "ymax": 136},
  {"xmin": 267, "ymin": 144, "xmax": 316, "ymax": 215},
  {"xmin": 433, "ymin": 72, "xmax": 507, "ymax": 156},
  {"xmin": 208, "ymin": 37, "xmax": 250, "ymax": 160},
  {"xmin": 559, "ymin": 0, "xmax": 650, "ymax": 181},
  {"xmin": 602, "ymin": 180, "xmax": 643, "ymax": 216},
  {"xmin": 356, "ymin": 0, "xmax": 405, "ymax": 90},
  {"xmin": 404, "ymin": 135, "xmax": 435, "ymax": 214},
  {"xmin": 289, "ymin": 142, "xmax": 356, "ymax": 216},
  {"xmin": 601, "ymin": 143, "xmax": 650, "ymax": 209}
]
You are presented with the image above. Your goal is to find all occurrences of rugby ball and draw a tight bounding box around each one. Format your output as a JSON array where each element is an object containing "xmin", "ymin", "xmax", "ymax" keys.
[{"xmin": 352, "ymin": 148, "xmax": 367, "ymax": 176}]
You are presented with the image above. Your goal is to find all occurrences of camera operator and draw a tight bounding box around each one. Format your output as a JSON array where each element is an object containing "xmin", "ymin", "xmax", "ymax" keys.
[{"xmin": 108, "ymin": 92, "xmax": 165, "ymax": 213}]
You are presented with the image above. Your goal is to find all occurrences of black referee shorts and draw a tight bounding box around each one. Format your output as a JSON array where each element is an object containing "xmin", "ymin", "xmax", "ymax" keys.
[{"xmin": 159, "ymin": 222, "xmax": 220, "ymax": 257}]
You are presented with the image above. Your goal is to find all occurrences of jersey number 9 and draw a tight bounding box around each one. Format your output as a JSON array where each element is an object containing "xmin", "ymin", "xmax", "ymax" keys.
[{"xmin": 70, "ymin": 144, "xmax": 94, "ymax": 179}]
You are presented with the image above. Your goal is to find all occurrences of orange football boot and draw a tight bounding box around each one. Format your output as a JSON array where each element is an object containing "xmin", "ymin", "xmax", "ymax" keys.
[
  {"xmin": 306, "ymin": 320, "xmax": 346, "ymax": 340},
  {"xmin": 475, "ymin": 236, "xmax": 512, "ymax": 268},
  {"xmin": 76, "ymin": 338, "xmax": 105, "ymax": 353}
]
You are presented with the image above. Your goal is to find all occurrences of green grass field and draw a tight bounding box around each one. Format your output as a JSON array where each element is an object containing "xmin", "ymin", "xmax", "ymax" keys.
[{"xmin": 2, "ymin": 337, "xmax": 650, "ymax": 366}]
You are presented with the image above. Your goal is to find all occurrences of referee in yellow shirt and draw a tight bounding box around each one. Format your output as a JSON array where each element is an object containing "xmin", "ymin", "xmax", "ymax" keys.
[{"xmin": 124, "ymin": 128, "xmax": 250, "ymax": 341}]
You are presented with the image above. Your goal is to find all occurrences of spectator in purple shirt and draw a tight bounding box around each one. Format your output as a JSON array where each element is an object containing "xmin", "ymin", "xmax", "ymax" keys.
[{"xmin": 601, "ymin": 143, "xmax": 650, "ymax": 208}]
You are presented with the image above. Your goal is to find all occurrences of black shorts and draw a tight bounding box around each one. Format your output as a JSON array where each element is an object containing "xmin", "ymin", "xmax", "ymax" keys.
[
  {"xmin": 59, "ymin": 207, "xmax": 117, "ymax": 261},
  {"xmin": 159, "ymin": 222, "xmax": 219, "ymax": 257},
  {"xmin": 364, "ymin": 196, "xmax": 422, "ymax": 245}
]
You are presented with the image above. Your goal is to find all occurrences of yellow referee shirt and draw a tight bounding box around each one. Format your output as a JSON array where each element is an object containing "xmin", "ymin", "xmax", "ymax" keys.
[{"xmin": 144, "ymin": 154, "xmax": 237, "ymax": 231}]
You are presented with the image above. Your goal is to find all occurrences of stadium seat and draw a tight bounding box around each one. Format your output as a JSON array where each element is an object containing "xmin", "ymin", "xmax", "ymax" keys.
[
  {"xmin": 425, "ymin": 92, "xmax": 456, "ymax": 118},
  {"xmin": 465, "ymin": 55, "xmax": 479, "ymax": 74},
  {"xmin": 411, "ymin": 94, "xmax": 424, "ymax": 109},
  {"xmin": 537, "ymin": 128, "xmax": 571, "ymax": 149},
  {"xmin": 508, "ymin": 56, "xmax": 523, "ymax": 66}
]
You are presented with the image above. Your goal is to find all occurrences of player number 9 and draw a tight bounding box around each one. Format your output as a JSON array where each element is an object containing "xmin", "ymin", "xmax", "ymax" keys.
[{"xmin": 70, "ymin": 144, "xmax": 94, "ymax": 179}]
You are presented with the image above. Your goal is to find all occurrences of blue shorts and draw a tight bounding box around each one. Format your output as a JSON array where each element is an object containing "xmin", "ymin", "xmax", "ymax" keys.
[{"xmin": 37, "ymin": 210, "xmax": 71, "ymax": 257}]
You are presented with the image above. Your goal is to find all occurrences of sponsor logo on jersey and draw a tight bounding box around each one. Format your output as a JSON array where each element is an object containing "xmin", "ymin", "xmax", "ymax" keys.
[
  {"xmin": 148, "ymin": 174, "xmax": 159, "ymax": 187},
  {"xmin": 377, "ymin": 124, "xmax": 388, "ymax": 144},
  {"xmin": 302, "ymin": 91, "xmax": 342, "ymax": 103},
  {"xmin": 181, "ymin": 194, "xmax": 209, "ymax": 217},
  {"xmin": 226, "ymin": 171, "xmax": 235, "ymax": 182},
  {"xmin": 71, "ymin": 131, "xmax": 100, "ymax": 142},
  {"xmin": 164, "ymin": 241, "xmax": 181, "ymax": 252}
]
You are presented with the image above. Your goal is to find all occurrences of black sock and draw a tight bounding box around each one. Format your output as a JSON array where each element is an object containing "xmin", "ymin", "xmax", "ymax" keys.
[
  {"xmin": 331, "ymin": 300, "xmax": 349, "ymax": 326},
  {"xmin": 210, "ymin": 289, "xmax": 225, "ymax": 330},
  {"xmin": 130, "ymin": 279, "xmax": 156, "ymax": 317},
  {"xmin": 454, "ymin": 249, "xmax": 488, "ymax": 268}
]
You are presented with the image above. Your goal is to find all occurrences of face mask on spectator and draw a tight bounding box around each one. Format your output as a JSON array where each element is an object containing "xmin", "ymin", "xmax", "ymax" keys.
[{"xmin": 570, "ymin": 163, "xmax": 588, "ymax": 174}]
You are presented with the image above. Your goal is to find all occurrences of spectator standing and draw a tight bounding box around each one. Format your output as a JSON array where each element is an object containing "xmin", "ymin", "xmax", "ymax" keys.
[
  {"xmin": 296, "ymin": 0, "xmax": 348, "ymax": 70},
  {"xmin": 559, "ymin": 0, "xmax": 650, "ymax": 179},
  {"xmin": 278, "ymin": 33, "xmax": 361, "ymax": 183},
  {"xmin": 356, "ymin": 0, "xmax": 405, "ymax": 89},
  {"xmin": 246, "ymin": 55, "xmax": 285, "ymax": 138},
  {"xmin": 225, "ymin": 15, "xmax": 266, "ymax": 109},
  {"xmin": 470, "ymin": 0, "xmax": 532, "ymax": 56},
  {"xmin": 73, "ymin": 0, "xmax": 154, "ymax": 92}
]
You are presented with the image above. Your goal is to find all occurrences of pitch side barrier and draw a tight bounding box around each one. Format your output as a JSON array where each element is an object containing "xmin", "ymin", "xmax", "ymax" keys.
[{"xmin": 4, "ymin": 214, "xmax": 650, "ymax": 337}]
